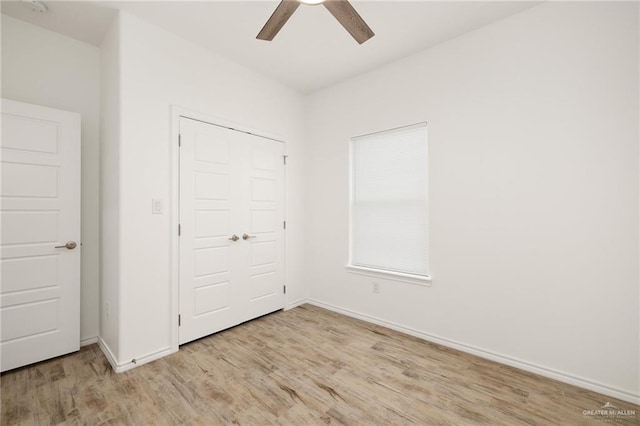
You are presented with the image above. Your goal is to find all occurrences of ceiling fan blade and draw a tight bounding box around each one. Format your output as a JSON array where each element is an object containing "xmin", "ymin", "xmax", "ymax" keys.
[
  {"xmin": 323, "ymin": 0, "xmax": 374, "ymax": 44},
  {"xmin": 257, "ymin": 0, "xmax": 301, "ymax": 41}
]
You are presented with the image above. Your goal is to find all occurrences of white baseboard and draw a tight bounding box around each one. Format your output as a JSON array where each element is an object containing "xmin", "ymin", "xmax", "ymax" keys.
[
  {"xmin": 307, "ymin": 299, "xmax": 640, "ymax": 405},
  {"xmin": 80, "ymin": 336, "xmax": 98, "ymax": 347},
  {"xmin": 97, "ymin": 337, "xmax": 119, "ymax": 371},
  {"xmin": 97, "ymin": 337, "xmax": 175, "ymax": 373},
  {"xmin": 113, "ymin": 346, "xmax": 174, "ymax": 373},
  {"xmin": 285, "ymin": 297, "xmax": 307, "ymax": 310}
]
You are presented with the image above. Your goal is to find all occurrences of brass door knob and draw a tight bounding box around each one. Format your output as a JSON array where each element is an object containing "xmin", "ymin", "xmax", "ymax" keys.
[
  {"xmin": 242, "ymin": 234, "xmax": 256, "ymax": 240},
  {"xmin": 228, "ymin": 234, "xmax": 240, "ymax": 242}
]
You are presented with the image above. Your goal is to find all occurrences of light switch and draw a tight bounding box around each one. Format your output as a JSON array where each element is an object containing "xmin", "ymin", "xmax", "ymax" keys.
[{"xmin": 152, "ymin": 199, "xmax": 163, "ymax": 214}]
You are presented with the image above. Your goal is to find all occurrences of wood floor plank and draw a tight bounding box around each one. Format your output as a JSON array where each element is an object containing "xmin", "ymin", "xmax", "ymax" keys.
[{"xmin": 1, "ymin": 304, "xmax": 638, "ymax": 425}]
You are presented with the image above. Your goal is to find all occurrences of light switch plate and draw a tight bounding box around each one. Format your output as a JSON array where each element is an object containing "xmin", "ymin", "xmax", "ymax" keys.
[{"xmin": 152, "ymin": 199, "xmax": 163, "ymax": 214}]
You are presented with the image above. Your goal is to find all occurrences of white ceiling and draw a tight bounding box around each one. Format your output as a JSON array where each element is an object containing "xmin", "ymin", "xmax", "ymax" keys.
[
  {"xmin": 1, "ymin": 1, "xmax": 539, "ymax": 93},
  {"xmin": 1, "ymin": 1, "xmax": 117, "ymax": 46}
]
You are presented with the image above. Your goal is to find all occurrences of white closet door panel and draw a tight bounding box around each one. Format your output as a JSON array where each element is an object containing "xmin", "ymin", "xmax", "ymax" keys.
[
  {"xmin": 179, "ymin": 118, "xmax": 238, "ymax": 344},
  {"xmin": 245, "ymin": 138, "xmax": 285, "ymax": 319}
]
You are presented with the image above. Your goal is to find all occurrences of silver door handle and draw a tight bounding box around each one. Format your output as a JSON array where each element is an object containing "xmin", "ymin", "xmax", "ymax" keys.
[
  {"xmin": 242, "ymin": 233, "xmax": 256, "ymax": 240},
  {"xmin": 228, "ymin": 234, "xmax": 240, "ymax": 242},
  {"xmin": 55, "ymin": 241, "xmax": 77, "ymax": 250}
]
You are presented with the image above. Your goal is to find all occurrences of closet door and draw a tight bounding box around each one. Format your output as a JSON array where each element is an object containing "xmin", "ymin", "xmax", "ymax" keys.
[
  {"xmin": 243, "ymin": 137, "xmax": 286, "ymax": 320},
  {"xmin": 178, "ymin": 117, "xmax": 285, "ymax": 345}
]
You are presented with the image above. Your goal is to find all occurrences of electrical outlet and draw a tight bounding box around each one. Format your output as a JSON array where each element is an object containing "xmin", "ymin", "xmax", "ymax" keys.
[
  {"xmin": 372, "ymin": 282, "xmax": 380, "ymax": 294},
  {"xmin": 106, "ymin": 301, "xmax": 111, "ymax": 319}
]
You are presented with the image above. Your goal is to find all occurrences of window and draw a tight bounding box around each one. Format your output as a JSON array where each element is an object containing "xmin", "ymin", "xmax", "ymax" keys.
[{"xmin": 348, "ymin": 123, "xmax": 430, "ymax": 284}]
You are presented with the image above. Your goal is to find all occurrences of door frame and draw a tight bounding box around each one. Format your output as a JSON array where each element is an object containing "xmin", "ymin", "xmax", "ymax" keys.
[{"xmin": 169, "ymin": 105, "xmax": 287, "ymax": 353}]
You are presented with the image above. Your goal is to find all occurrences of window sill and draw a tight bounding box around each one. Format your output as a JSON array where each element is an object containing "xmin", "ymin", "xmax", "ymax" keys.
[{"xmin": 345, "ymin": 265, "xmax": 432, "ymax": 287}]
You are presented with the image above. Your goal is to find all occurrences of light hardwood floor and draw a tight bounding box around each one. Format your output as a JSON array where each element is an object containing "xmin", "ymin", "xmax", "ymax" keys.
[{"xmin": 1, "ymin": 304, "xmax": 638, "ymax": 425}]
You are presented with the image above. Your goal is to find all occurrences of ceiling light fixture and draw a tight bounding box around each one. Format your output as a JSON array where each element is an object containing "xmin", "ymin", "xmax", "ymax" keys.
[{"xmin": 299, "ymin": 0, "xmax": 325, "ymax": 5}]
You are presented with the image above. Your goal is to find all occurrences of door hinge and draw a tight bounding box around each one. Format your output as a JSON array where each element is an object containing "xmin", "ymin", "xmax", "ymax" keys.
[
  {"xmin": 178, "ymin": 133, "xmax": 181, "ymax": 147},
  {"xmin": 283, "ymin": 285, "xmax": 286, "ymax": 294},
  {"xmin": 283, "ymin": 221, "xmax": 286, "ymax": 230},
  {"xmin": 283, "ymin": 155, "xmax": 288, "ymax": 165},
  {"xmin": 178, "ymin": 314, "xmax": 181, "ymax": 326},
  {"xmin": 178, "ymin": 224, "xmax": 181, "ymax": 236}
]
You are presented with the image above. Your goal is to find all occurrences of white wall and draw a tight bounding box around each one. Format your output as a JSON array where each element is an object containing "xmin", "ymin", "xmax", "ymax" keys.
[
  {"xmin": 305, "ymin": 2, "xmax": 639, "ymax": 402},
  {"xmin": 101, "ymin": 11, "xmax": 307, "ymax": 367},
  {"xmin": 98, "ymin": 16, "xmax": 121, "ymax": 358},
  {"xmin": 1, "ymin": 15, "xmax": 101, "ymax": 344}
]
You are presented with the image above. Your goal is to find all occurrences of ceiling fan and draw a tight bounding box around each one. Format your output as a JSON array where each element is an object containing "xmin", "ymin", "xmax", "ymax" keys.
[{"xmin": 257, "ymin": 0, "xmax": 375, "ymax": 45}]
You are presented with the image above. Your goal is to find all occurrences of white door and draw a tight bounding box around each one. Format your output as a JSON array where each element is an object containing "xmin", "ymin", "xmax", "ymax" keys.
[
  {"xmin": 0, "ymin": 99, "xmax": 81, "ymax": 372},
  {"xmin": 179, "ymin": 117, "xmax": 285, "ymax": 345}
]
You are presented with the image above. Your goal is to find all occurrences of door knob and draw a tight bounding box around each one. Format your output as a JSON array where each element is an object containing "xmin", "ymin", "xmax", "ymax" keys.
[
  {"xmin": 242, "ymin": 233, "xmax": 256, "ymax": 240},
  {"xmin": 228, "ymin": 234, "xmax": 240, "ymax": 242},
  {"xmin": 54, "ymin": 241, "xmax": 77, "ymax": 250}
]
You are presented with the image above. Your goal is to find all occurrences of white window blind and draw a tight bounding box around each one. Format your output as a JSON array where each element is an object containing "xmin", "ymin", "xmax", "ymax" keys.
[{"xmin": 350, "ymin": 123, "xmax": 429, "ymax": 277}]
